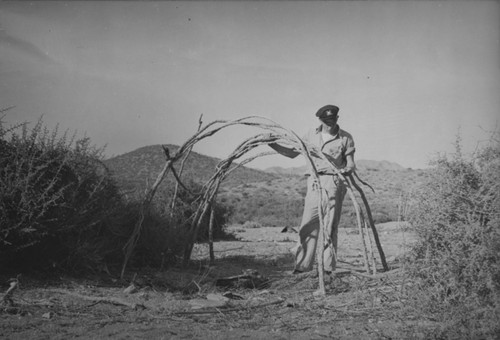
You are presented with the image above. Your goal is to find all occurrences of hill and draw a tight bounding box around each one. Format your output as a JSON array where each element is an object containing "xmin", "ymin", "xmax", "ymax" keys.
[
  {"xmin": 355, "ymin": 159, "xmax": 407, "ymax": 171},
  {"xmin": 104, "ymin": 144, "xmax": 429, "ymax": 228},
  {"xmin": 104, "ymin": 144, "xmax": 278, "ymax": 194}
]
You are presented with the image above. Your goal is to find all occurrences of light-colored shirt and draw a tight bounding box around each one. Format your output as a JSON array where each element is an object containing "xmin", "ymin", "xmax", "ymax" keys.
[{"xmin": 302, "ymin": 124, "xmax": 355, "ymax": 174}]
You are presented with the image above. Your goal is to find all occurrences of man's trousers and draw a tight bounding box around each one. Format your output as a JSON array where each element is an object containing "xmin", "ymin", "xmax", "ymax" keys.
[{"xmin": 294, "ymin": 174, "xmax": 346, "ymax": 272}]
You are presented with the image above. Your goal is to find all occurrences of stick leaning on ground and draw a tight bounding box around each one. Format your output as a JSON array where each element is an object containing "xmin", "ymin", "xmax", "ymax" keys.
[{"xmin": 346, "ymin": 174, "xmax": 388, "ymax": 271}]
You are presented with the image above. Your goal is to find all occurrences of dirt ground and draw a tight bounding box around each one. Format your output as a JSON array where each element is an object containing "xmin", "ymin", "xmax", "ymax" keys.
[{"xmin": 1, "ymin": 222, "xmax": 437, "ymax": 340}]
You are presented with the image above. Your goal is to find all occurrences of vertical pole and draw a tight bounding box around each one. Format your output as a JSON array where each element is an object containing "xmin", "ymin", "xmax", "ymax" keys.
[
  {"xmin": 315, "ymin": 182, "xmax": 327, "ymax": 296},
  {"xmin": 209, "ymin": 205, "xmax": 215, "ymax": 263}
]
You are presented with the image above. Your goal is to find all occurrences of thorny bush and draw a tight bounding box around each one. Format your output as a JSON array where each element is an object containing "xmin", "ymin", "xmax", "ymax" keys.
[
  {"xmin": 0, "ymin": 117, "xmax": 126, "ymax": 272},
  {"xmin": 406, "ymin": 134, "xmax": 500, "ymax": 339},
  {"xmin": 0, "ymin": 116, "xmax": 231, "ymax": 273}
]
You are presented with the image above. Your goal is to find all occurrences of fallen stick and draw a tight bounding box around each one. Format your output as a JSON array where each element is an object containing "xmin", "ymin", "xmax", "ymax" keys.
[
  {"xmin": 347, "ymin": 270, "xmax": 380, "ymax": 279},
  {"xmin": 174, "ymin": 298, "xmax": 284, "ymax": 315},
  {"xmin": 342, "ymin": 268, "xmax": 403, "ymax": 280},
  {"xmin": 48, "ymin": 289, "xmax": 145, "ymax": 310}
]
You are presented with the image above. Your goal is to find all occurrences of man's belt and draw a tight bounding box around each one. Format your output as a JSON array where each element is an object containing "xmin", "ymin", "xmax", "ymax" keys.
[
  {"xmin": 316, "ymin": 171, "xmax": 338, "ymax": 176},
  {"xmin": 304, "ymin": 171, "xmax": 339, "ymax": 177}
]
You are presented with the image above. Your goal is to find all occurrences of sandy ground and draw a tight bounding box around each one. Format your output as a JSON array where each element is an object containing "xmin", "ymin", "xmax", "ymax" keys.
[
  {"xmin": 1, "ymin": 222, "xmax": 428, "ymax": 340},
  {"xmin": 193, "ymin": 221, "xmax": 415, "ymax": 271}
]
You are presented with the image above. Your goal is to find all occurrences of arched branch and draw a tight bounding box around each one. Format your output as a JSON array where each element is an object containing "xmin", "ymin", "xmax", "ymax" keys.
[{"xmin": 120, "ymin": 115, "xmax": 387, "ymax": 294}]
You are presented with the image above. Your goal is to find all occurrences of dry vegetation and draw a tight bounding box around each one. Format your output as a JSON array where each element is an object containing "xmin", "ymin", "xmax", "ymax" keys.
[
  {"xmin": 1, "ymin": 114, "xmax": 498, "ymax": 339},
  {"xmin": 221, "ymin": 167, "xmax": 428, "ymax": 229}
]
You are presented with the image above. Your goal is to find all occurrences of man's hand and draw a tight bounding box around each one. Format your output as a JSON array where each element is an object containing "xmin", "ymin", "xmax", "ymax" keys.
[
  {"xmin": 341, "ymin": 154, "xmax": 356, "ymax": 176},
  {"xmin": 340, "ymin": 167, "xmax": 354, "ymax": 176}
]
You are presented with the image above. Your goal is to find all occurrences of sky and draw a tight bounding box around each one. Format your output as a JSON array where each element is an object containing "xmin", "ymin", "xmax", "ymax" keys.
[{"xmin": 0, "ymin": 1, "xmax": 499, "ymax": 170}]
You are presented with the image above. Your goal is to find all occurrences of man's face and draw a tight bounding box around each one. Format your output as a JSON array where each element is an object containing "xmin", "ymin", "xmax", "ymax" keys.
[{"xmin": 319, "ymin": 111, "xmax": 338, "ymax": 127}]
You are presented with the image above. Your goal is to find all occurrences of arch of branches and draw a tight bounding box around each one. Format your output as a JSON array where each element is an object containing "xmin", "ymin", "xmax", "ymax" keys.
[{"xmin": 120, "ymin": 116, "xmax": 388, "ymax": 296}]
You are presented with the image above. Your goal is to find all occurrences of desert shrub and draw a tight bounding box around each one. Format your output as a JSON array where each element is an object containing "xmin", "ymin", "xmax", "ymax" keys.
[
  {"xmin": 405, "ymin": 134, "xmax": 500, "ymax": 338},
  {"xmin": 0, "ymin": 117, "xmax": 126, "ymax": 271},
  {"xmin": 0, "ymin": 116, "xmax": 233, "ymax": 272}
]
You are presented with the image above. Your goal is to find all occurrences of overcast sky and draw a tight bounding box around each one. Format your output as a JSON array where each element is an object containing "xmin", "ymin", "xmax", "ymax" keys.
[{"xmin": 1, "ymin": 1, "xmax": 498, "ymax": 170}]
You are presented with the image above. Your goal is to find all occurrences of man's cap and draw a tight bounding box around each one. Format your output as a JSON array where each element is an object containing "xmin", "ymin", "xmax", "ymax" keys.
[{"xmin": 315, "ymin": 105, "xmax": 339, "ymax": 118}]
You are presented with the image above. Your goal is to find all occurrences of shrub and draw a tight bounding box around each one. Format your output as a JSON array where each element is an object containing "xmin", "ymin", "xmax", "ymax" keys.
[
  {"xmin": 405, "ymin": 134, "xmax": 500, "ymax": 338},
  {"xmin": 0, "ymin": 116, "xmax": 233, "ymax": 272},
  {"xmin": 0, "ymin": 117, "xmax": 125, "ymax": 271}
]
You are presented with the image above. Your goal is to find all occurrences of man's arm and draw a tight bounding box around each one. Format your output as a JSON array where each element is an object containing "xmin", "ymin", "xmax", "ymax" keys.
[{"xmin": 341, "ymin": 153, "xmax": 356, "ymax": 175}]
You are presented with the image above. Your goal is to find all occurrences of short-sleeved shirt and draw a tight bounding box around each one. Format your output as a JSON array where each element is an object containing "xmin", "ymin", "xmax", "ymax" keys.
[{"xmin": 302, "ymin": 124, "xmax": 355, "ymax": 175}]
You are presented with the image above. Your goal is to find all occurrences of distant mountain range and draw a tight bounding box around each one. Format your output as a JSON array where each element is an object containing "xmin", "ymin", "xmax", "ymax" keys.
[{"xmin": 265, "ymin": 159, "xmax": 406, "ymax": 176}]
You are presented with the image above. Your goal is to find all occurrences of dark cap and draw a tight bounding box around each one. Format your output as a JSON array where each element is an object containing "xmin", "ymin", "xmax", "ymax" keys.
[{"xmin": 315, "ymin": 105, "xmax": 339, "ymax": 118}]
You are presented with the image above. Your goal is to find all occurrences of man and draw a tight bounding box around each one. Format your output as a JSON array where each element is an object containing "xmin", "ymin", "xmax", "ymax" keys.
[{"xmin": 268, "ymin": 104, "xmax": 355, "ymax": 274}]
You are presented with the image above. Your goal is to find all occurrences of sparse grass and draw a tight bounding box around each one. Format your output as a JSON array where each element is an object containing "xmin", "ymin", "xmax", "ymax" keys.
[
  {"xmin": 218, "ymin": 166, "xmax": 427, "ymax": 229},
  {"xmin": 241, "ymin": 221, "xmax": 264, "ymax": 229}
]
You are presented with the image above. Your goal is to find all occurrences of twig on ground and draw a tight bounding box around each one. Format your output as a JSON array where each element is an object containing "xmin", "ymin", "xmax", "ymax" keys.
[
  {"xmin": 348, "ymin": 270, "xmax": 381, "ymax": 280},
  {"xmin": 48, "ymin": 289, "xmax": 145, "ymax": 310},
  {"xmin": 341, "ymin": 267, "xmax": 404, "ymax": 280},
  {"xmin": 174, "ymin": 298, "xmax": 284, "ymax": 315}
]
